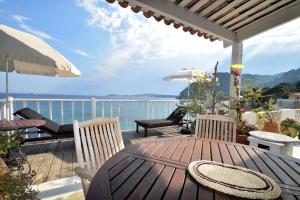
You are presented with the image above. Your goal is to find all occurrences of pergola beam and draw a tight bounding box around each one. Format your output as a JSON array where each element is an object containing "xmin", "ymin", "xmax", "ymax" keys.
[
  {"xmin": 127, "ymin": 0, "xmax": 235, "ymax": 42},
  {"xmin": 236, "ymin": 1, "xmax": 300, "ymax": 42}
]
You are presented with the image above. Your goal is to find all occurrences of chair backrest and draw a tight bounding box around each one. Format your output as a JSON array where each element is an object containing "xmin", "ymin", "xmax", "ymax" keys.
[
  {"xmin": 14, "ymin": 107, "xmax": 60, "ymax": 134},
  {"xmin": 166, "ymin": 106, "xmax": 187, "ymax": 122},
  {"xmin": 73, "ymin": 117, "xmax": 124, "ymax": 170},
  {"xmin": 195, "ymin": 114, "xmax": 237, "ymax": 142}
]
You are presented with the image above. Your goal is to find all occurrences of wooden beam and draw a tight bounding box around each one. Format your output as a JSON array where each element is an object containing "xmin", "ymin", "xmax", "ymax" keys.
[
  {"xmin": 126, "ymin": 0, "xmax": 235, "ymax": 42},
  {"xmin": 236, "ymin": 1, "xmax": 300, "ymax": 41},
  {"xmin": 215, "ymin": 0, "xmax": 256, "ymax": 24},
  {"xmin": 208, "ymin": 0, "xmax": 244, "ymax": 21},
  {"xmin": 229, "ymin": 0, "xmax": 295, "ymax": 31},
  {"xmin": 189, "ymin": 0, "xmax": 210, "ymax": 12},
  {"xmin": 223, "ymin": 0, "xmax": 278, "ymax": 28},
  {"xmin": 198, "ymin": 0, "xmax": 227, "ymax": 17}
]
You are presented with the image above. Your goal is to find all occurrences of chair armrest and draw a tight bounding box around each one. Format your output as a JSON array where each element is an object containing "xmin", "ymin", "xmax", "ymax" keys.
[{"xmin": 75, "ymin": 166, "xmax": 96, "ymax": 181}]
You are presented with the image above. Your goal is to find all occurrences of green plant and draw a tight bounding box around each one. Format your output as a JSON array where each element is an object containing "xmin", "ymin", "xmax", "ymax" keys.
[
  {"xmin": 0, "ymin": 131, "xmax": 20, "ymax": 155},
  {"xmin": 0, "ymin": 171, "xmax": 39, "ymax": 200},
  {"xmin": 252, "ymin": 99, "xmax": 279, "ymax": 123},
  {"xmin": 237, "ymin": 120, "xmax": 256, "ymax": 136},
  {"xmin": 181, "ymin": 73, "xmax": 219, "ymax": 118},
  {"xmin": 280, "ymin": 118, "xmax": 300, "ymax": 131}
]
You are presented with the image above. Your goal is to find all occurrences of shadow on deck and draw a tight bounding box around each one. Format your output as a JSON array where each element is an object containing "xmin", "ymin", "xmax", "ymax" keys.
[{"xmin": 21, "ymin": 126, "xmax": 185, "ymax": 184}]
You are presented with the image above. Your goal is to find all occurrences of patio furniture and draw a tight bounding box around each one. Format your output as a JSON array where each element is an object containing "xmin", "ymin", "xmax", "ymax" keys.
[
  {"xmin": 73, "ymin": 117, "xmax": 124, "ymax": 196},
  {"xmin": 135, "ymin": 106, "xmax": 187, "ymax": 137},
  {"xmin": 195, "ymin": 114, "xmax": 237, "ymax": 142},
  {"xmin": 86, "ymin": 137, "xmax": 300, "ymax": 199},
  {"xmin": 249, "ymin": 131, "xmax": 300, "ymax": 156},
  {"xmin": 0, "ymin": 119, "xmax": 46, "ymax": 176},
  {"xmin": 14, "ymin": 107, "xmax": 74, "ymax": 141}
]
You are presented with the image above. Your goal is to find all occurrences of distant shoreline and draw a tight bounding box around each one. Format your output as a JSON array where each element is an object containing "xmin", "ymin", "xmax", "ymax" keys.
[{"xmin": 0, "ymin": 93, "xmax": 178, "ymax": 100}]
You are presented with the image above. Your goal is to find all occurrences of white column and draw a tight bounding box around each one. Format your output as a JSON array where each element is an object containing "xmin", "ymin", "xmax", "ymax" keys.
[{"xmin": 230, "ymin": 41, "xmax": 243, "ymax": 98}]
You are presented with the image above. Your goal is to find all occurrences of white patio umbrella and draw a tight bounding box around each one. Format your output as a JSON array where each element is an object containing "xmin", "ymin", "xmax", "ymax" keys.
[
  {"xmin": 0, "ymin": 24, "xmax": 80, "ymax": 119},
  {"xmin": 163, "ymin": 68, "xmax": 205, "ymax": 102}
]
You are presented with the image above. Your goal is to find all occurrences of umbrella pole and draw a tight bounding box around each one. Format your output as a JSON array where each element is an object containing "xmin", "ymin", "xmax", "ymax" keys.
[{"xmin": 5, "ymin": 59, "xmax": 9, "ymax": 119}]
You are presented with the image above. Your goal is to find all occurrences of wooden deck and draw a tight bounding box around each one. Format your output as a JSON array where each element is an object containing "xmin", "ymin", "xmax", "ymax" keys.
[{"xmin": 21, "ymin": 127, "xmax": 184, "ymax": 184}]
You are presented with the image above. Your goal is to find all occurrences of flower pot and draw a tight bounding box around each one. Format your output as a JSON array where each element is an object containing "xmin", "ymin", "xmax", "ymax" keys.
[
  {"xmin": 263, "ymin": 122, "xmax": 279, "ymax": 133},
  {"xmin": 236, "ymin": 134, "xmax": 249, "ymax": 145},
  {"xmin": 0, "ymin": 157, "xmax": 8, "ymax": 176}
]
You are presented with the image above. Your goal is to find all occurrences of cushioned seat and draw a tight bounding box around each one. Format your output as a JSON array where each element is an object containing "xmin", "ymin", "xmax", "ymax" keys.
[
  {"xmin": 135, "ymin": 106, "xmax": 187, "ymax": 137},
  {"xmin": 135, "ymin": 119, "xmax": 180, "ymax": 128},
  {"xmin": 14, "ymin": 108, "xmax": 74, "ymax": 141}
]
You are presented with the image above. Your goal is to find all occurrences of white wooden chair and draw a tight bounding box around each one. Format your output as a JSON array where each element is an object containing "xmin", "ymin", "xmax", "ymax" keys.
[
  {"xmin": 195, "ymin": 114, "xmax": 237, "ymax": 142},
  {"xmin": 73, "ymin": 117, "xmax": 124, "ymax": 196}
]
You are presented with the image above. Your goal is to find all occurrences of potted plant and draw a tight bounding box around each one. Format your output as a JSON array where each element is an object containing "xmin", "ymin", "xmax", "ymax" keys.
[
  {"xmin": 280, "ymin": 118, "xmax": 300, "ymax": 138},
  {"xmin": 254, "ymin": 100, "xmax": 281, "ymax": 133},
  {"xmin": 0, "ymin": 131, "xmax": 39, "ymax": 199},
  {"xmin": 236, "ymin": 120, "xmax": 256, "ymax": 145}
]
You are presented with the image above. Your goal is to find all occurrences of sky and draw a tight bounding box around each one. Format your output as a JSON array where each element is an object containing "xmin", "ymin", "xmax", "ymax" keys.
[{"xmin": 0, "ymin": 0, "xmax": 300, "ymax": 96}]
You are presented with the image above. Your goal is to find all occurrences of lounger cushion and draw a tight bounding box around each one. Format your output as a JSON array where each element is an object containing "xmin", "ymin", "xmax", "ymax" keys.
[
  {"xmin": 166, "ymin": 106, "xmax": 187, "ymax": 122},
  {"xmin": 58, "ymin": 124, "xmax": 74, "ymax": 136},
  {"xmin": 14, "ymin": 108, "xmax": 64, "ymax": 135},
  {"xmin": 135, "ymin": 119, "xmax": 180, "ymax": 128}
]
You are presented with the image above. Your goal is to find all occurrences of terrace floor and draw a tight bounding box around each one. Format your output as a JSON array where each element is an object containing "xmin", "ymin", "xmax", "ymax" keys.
[{"xmin": 21, "ymin": 126, "xmax": 183, "ymax": 185}]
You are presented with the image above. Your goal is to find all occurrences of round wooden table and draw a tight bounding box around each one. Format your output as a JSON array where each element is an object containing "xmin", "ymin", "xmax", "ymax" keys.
[{"xmin": 87, "ymin": 136, "xmax": 300, "ymax": 200}]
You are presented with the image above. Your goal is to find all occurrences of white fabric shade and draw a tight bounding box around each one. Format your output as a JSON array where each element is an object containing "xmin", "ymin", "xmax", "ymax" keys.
[
  {"xmin": 163, "ymin": 68, "xmax": 206, "ymax": 83},
  {"xmin": 0, "ymin": 24, "xmax": 80, "ymax": 119},
  {"xmin": 0, "ymin": 24, "xmax": 80, "ymax": 77}
]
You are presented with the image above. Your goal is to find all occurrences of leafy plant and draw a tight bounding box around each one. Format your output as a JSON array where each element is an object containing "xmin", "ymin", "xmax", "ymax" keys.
[
  {"xmin": 0, "ymin": 131, "xmax": 20, "ymax": 155},
  {"xmin": 181, "ymin": 74, "xmax": 220, "ymax": 118},
  {"xmin": 280, "ymin": 118, "xmax": 300, "ymax": 131},
  {"xmin": 237, "ymin": 120, "xmax": 256, "ymax": 136},
  {"xmin": 0, "ymin": 171, "xmax": 39, "ymax": 200}
]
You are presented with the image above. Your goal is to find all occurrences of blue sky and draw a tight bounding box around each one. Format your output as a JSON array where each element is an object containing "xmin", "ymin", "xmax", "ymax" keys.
[{"xmin": 0, "ymin": 0, "xmax": 300, "ymax": 96}]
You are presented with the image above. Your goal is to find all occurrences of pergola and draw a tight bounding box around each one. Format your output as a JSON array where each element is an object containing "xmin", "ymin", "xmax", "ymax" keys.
[{"xmin": 106, "ymin": 0, "xmax": 300, "ymax": 96}]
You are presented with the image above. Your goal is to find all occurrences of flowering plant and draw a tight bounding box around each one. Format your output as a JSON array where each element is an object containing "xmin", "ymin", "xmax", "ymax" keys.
[{"xmin": 237, "ymin": 120, "xmax": 256, "ymax": 135}]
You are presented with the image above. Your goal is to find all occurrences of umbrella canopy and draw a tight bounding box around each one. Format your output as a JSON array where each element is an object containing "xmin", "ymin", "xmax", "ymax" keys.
[
  {"xmin": 0, "ymin": 24, "xmax": 80, "ymax": 76},
  {"xmin": 163, "ymin": 68, "xmax": 204, "ymax": 83},
  {"xmin": 0, "ymin": 24, "xmax": 80, "ymax": 119}
]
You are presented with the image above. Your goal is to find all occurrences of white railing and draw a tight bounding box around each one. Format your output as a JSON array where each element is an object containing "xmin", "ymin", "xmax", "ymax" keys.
[
  {"xmin": 277, "ymin": 99, "xmax": 300, "ymax": 109},
  {"xmin": 0, "ymin": 97, "xmax": 179, "ymax": 130}
]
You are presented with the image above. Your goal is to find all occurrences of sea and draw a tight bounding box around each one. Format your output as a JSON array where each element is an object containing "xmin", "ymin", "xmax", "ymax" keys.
[{"xmin": 0, "ymin": 93, "xmax": 178, "ymax": 130}]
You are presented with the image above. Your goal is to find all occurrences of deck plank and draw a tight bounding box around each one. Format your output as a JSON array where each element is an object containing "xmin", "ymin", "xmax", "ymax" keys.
[
  {"xmin": 34, "ymin": 141, "xmax": 58, "ymax": 183},
  {"xmin": 19, "ymin": 128, "xmax": 192, "ymax": 184}
]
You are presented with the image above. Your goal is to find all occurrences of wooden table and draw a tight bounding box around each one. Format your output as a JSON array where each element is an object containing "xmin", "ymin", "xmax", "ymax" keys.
[{"xmin": 87, "ymin": 136, "xmax": 300, "ymax": 200}]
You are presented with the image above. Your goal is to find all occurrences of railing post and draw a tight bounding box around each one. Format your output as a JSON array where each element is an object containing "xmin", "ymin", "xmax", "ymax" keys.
[
  {"xmin": 144, "ymin": 100, "xmax": 149, "ymax": 119},
  {"xmin": 7, "ymin": 96, "xmax": 14, "ymax": 120},
  {"xmin": 91, "ymin": 98, "xmax": 96, "ymax": 119}
]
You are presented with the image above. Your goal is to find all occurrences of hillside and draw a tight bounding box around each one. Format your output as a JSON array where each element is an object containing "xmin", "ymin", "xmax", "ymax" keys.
[
  {"xmin": 218, "ymin": 68, "xmax": 300, "ymax": 95},
  {"xmin": 179, "ymin": 68, "xmax": 300, "ymax": 98}
]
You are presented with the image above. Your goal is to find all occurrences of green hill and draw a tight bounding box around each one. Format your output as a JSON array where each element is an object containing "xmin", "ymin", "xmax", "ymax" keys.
[
  {"xmin": 217, "ymin": 68, "xmax": 300, "ymax": 95},
  {"xmin": 179, "ymin": 68, "xmax": 300, "ymax": 98}
]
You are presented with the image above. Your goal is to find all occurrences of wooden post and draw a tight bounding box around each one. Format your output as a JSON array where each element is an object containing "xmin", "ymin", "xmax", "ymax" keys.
[
  {"xmin": 212, "ymin": 61, "xmax": 219, "ymax": 114},
  {"xmin": 230, "ymin": 41, "xmax": 243, "ymax": 99}
]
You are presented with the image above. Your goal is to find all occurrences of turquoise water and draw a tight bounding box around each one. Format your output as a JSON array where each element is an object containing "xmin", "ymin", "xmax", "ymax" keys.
[{"xmin": 6, "ymin": 94, "xmax": 178, "ymax": 130}]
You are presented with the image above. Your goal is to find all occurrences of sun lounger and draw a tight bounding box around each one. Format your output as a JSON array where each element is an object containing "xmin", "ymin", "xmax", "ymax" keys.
[
  {"xmin": 135, "ymin": 106, "xmax": 187, "ymax": 137},
  {"xmin": 14, "ymin": 107, "xmax": 73, "ymax": 142}
]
